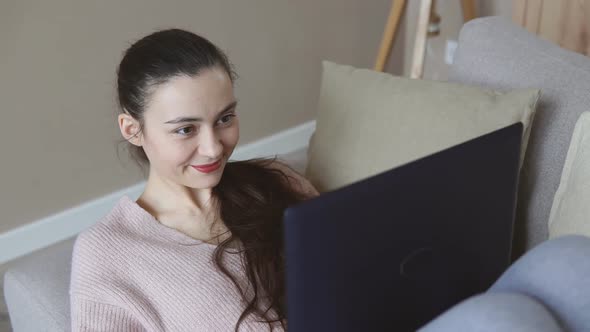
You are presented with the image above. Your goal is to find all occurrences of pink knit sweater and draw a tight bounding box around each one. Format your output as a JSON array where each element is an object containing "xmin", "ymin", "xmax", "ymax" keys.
[{"xmin": 69, "ymin": 164, "xmax": 319, "ymax": 331}]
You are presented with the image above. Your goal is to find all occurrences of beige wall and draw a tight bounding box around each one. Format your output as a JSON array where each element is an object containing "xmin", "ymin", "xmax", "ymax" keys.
[{"xmin": 0, "ymin": 0, "xmax": 405, "ymax": 233}]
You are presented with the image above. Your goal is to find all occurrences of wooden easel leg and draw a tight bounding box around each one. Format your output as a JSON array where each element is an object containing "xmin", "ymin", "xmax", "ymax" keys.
[
  {"xmin": 410, "ymin": 0, "xmax": 433, "ymax": 79},
  {"xmin": 374, "ymin": 0, "xmax": 407, "ymax": 72},
  {"xmin": 460, "ymin": 0, "xmax": 477, "ymax": 22}
]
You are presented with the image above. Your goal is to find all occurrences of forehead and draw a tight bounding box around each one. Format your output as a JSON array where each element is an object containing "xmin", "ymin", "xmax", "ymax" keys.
[{"xmin": 145, "ymin": 67, "xmax": 234, "ymax": 120}]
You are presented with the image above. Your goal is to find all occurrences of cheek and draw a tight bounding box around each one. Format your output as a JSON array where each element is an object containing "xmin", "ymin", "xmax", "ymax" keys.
[
  {"xmin": 223, "ymin": 123, "xmax": 240, "ymax": 148},
  {"xmin": 144, "ymin": 135, "xmax": 190, "ymax": 167},
  {"xmin": 222, "ymin": 127, "xmax": 240, "ymax": 150}
]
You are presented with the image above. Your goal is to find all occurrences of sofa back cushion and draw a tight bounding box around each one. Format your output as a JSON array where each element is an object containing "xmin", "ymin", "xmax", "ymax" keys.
[{"xmin": 448, "ymin": 16, "xmax": 590, "ymax": 256}]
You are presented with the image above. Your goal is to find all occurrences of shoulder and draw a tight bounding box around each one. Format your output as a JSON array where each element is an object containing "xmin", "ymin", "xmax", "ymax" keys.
[
  {"xmin": 70, "ymin": 201, "xmax": 135, "ymax": 300},
  {"xmin": 73, "ymin": 200, "xmax": 132, "ymax": 260},
  {"xmin": 265, "ymin": 159, "xmax": 320, "ymax": 199}
]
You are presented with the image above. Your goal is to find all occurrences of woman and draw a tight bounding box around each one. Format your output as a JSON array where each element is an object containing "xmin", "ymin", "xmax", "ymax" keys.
[{"xmin": 69, "ymin": 29, "xmax": 318, "ymax": 332}]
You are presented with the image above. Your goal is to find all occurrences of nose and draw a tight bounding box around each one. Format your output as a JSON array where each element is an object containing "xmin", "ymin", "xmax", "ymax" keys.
[{"xmin": 198, "ymin": 126, "xmax": 223, "ymax": 160}]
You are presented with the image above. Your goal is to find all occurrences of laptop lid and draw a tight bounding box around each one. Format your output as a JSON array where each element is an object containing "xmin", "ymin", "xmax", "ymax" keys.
[{"xmin": 283, "ymin": 123, "xmax": 523, "ymax": 332}]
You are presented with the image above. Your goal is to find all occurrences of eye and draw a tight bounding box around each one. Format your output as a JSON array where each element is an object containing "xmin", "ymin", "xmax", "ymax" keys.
[
  {"xmin": 218, "ymin": 114, "xmax": 236, "ymax": 126},
  {"xmin": 175, "ymin": 126, "xmax": 195, "ymax": 136}
]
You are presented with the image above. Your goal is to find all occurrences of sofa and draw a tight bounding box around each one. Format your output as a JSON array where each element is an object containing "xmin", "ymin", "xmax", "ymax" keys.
[{"xmin": 5, "ymin": 16, "xmax": 590, "ymax": 331}]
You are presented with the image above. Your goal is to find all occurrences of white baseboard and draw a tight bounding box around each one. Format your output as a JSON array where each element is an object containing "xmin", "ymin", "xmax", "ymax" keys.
[{"xmin": 0, "ymin": 120, "xmax": 316, "ymax": 264}]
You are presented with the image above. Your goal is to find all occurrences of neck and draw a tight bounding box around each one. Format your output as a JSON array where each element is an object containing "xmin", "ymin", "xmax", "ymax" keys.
[
  {"xmin": 136, "ymin": 169, "xmax": 231, "ymax": 244},
  {"xmin": 140, "ymin": 168, "xmax": 216, "ymax": 216}
]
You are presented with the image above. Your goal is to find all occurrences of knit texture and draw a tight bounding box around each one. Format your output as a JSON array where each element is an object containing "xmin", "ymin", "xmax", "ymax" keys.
[{"xmin": 70, "ymin": 162, "xmax": 319, "ymax": 331}]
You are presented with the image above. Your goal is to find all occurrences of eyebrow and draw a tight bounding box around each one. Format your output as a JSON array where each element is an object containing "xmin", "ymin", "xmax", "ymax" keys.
[{"xmin": 164, "ymin": 101, "xmax": 238, "ymax": 124}]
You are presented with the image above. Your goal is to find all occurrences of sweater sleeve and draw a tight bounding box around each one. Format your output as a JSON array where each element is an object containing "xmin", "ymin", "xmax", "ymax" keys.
[{"xmin": 70, "ymin": 296, "xmax": 146, "ymax": 332}]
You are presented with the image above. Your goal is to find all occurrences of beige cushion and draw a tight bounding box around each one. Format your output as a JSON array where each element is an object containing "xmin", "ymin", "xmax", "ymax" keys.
[
  {"xmin": 305, "ymin": 61, "xmax": 540, "ymax": 192},
  {"xmin": 549, "ymin": 112, "xmax": 590, "ymax": 238}
]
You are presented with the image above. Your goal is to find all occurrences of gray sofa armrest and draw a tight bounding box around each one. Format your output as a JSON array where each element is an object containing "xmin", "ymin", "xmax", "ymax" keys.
[{"xmin": 4, "ymin": 239, "xmax": 75, "ymax": 332}]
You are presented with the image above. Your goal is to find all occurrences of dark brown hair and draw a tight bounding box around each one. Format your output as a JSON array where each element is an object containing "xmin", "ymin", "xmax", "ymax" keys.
[{"xmin": 116, "ymin": 29, "xmax": 310, "ymax": 331}]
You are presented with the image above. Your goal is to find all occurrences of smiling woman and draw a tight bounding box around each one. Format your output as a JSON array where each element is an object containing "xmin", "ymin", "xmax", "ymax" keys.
[
  {"xmin": 69, "ymin": 29, "xmax": 319, "ymax": 332},
  {"xmin": 119, "ymin": 68, "xmax": 241, "ymax": 196}
]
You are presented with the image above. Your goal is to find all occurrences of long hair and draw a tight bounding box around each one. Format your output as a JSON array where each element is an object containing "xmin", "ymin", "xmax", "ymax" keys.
[
  {"xmin": 212, "ymin": 157, "xmax": 310, "ymax": 330},
  {"xmin": 116, "ymin": 29, "xmax": 310, "ymax": 331}
]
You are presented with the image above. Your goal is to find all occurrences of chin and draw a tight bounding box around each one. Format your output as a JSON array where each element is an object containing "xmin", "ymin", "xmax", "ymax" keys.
[{"xmin": 186, "ymin": 174, "xmax": 223, "ymax": 189}]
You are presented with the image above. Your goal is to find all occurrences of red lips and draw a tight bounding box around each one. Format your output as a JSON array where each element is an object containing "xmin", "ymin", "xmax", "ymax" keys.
[{"xmin": 191, "ymin": 160, "xmax": 222, "ymax": 173}]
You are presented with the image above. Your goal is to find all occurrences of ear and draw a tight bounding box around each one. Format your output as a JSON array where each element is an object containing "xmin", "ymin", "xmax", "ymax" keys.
[{"xmin": 118, "ymin": 113, "xmax": 143, "ymax": 146}]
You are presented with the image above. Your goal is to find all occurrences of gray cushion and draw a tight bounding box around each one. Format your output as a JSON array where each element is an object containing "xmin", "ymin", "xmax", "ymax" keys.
[
  {"xmin": 4, "ymin": 238, "xmax": 74, "ymax": 332},
  {"xmin": 448, "ymin": 16, "xmax": 590, "ymax": 257}
]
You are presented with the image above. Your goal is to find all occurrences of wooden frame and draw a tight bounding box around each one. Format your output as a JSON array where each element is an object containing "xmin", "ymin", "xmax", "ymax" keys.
[
  {"xmin": 374, "ymin": 0, "xmax": 477, "ymax": 78},
  {"xmin": 374, "ymin": 0, "xmax": 407, "ymax": 72}
]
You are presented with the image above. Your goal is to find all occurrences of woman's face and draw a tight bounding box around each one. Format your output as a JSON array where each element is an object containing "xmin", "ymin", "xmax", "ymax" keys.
[{"xmin": 139, "ymin": 67, "xmax": 239, "ymax": 189}]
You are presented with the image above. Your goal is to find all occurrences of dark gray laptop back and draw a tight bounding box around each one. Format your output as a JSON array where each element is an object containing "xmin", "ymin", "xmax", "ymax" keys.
[{"xmin": 284, "ymin": 123, "xmax": 523, "ymax": 331}]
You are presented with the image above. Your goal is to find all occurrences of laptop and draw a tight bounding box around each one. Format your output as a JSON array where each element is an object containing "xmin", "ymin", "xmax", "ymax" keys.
[{"xmin": 283, "ymin": 123, "xmax": 523, "ymax": 332}]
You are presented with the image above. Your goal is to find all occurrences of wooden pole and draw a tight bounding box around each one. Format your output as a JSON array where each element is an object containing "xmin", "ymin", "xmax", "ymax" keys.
[
  {"xmin": 460, "ymin": 0, "xmax": 477, "ymax": 22},
  {"xmin": 410, "ymin": 0, "xmax": 433, "ymax": 79},
  {"xmin": 374, "ymin": 0, "xmax": 407, "ymax": 72}
]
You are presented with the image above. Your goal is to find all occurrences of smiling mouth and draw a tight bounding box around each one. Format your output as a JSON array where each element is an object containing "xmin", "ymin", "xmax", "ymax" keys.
[{"xmin": 191, "ymin": 160, "xmax": 222, "ymax": 173}]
